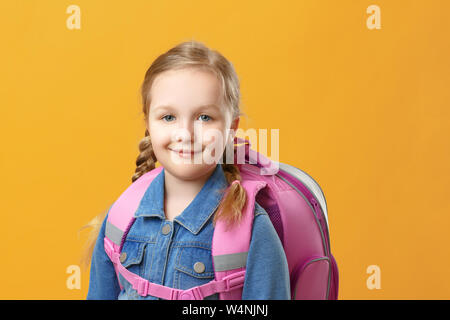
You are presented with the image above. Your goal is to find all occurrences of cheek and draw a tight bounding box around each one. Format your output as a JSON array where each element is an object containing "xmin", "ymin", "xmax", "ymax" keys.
[
  {"xmin": 201, "ymin": 126, "xmax": 227, "ymax": 149},
  {"xmin": 149, "ymin": 124, "xmax": 171, "ymax": 149}
]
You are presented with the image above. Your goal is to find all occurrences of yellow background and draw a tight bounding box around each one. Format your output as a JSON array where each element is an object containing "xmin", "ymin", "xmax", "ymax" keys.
[{"xmin": 1, "ymin": 0, "xmax": 449, "ymax": 299}]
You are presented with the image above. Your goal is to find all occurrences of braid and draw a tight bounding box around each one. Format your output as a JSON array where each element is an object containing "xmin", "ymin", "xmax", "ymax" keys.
[
  {"xmin": 213, "ymin": 160, "xmax": 247, "ymax": 228},
  {"xmin": 131, "ymin": 129, "xmax": 156, "ymax": 183}
]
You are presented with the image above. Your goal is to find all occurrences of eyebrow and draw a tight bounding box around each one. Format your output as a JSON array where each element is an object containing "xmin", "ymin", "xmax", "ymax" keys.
[{"xmin": 153, "ymin": 104, "xmax": 220, "ymax": 113}]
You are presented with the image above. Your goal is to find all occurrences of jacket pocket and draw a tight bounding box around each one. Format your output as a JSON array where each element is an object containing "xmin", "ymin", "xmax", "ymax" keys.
[
  {"xmin": 117, "ymin": 240, "xmax": 148, "ymax": 299},
  {"xmin": 120, "ymin": 240, "xmax": 147, "ymax": 268},
  {"xmin": 174, "ymin": 246, "xmax": 216, "ymax": 296}
]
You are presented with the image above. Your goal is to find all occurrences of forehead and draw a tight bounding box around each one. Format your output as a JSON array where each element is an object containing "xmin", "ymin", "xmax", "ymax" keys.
[{"xmin": 149, "ymin": 68, "xmax": 224, "ymax": 112}]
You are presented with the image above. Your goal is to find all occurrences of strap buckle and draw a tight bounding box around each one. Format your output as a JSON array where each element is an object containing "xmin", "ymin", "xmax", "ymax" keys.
[
  {"xmin": 223, "ymin": 271, "xmax": 246, "ymax": 292},
  {"xmin": 179, "ymin": 286, "xmax": 203, "ymax": 300},
  {"xmin": 136, "ymin": 278, "xmax": 149, "ymax": 297}
]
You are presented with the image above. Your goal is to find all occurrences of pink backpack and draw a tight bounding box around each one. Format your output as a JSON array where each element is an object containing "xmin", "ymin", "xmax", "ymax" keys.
[{"xmin": 103, "ymin": 137, "xmax": 339, "ymax": 300}]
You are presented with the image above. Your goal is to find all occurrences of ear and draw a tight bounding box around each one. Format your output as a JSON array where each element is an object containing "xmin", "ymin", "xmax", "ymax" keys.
[
  {"xmin": 228, "ymin": 117, "xmax": 240, "ymax": 144},
  {"xmin": 230, "ymin": 117, "xmax": 240, "ymax": 135},
  {"xmin": 144, "ymin": 117, "xmax": 150, "ymax": 135}
]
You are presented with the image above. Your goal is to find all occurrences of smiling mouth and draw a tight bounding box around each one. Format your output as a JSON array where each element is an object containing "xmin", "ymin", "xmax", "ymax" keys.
[{"xmin": 170, "ymin": 149, "xmax": 202, "ymax": 157}]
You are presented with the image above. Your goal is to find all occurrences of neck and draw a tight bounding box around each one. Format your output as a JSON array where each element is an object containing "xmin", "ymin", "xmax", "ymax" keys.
[
  {"xmin": 164, "ymin": 172, "xmax": 209, "ymax": 200},
  {"xmin": 163, "ymin": 165, "xmax": 217, "ymax": 217}
]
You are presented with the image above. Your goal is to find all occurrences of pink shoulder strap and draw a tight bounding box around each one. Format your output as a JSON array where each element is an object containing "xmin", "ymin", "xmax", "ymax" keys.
[
  {"xmin": 104, "ymin": 166, "xmax": 162, "ymax": 289},
  {"xmin": 212, "ymin": 178, "xmax": 268, "ymax": 300},
  {"xmin": 106, "ymin": 166, "xmax": 163, "ymax": 247}
]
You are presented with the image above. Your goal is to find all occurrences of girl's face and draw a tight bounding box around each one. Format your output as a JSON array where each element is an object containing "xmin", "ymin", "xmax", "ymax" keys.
[{"xmin": 147, "ymin": 68, "xmax": 239, "ymax": 181}]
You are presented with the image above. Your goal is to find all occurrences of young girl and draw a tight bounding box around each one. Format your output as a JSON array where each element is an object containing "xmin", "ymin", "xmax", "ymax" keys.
[{"xmin": 85, "ymin": 40, "xmax": 290, "ymax": 300}]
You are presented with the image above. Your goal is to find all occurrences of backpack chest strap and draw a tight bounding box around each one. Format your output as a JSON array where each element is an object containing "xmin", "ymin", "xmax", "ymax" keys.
[{"xmin": 104, "ymin": 237, "xmax": 245, "ymax": 300}]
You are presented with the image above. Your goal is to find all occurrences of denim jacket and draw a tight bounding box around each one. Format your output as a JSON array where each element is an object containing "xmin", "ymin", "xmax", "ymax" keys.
[{"xmin": 87, "ymin": 163, "xmax": 291, "ymax": 300}]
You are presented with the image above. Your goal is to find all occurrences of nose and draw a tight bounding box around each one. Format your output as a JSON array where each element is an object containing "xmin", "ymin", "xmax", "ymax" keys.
[
  {"xmin": 173, "ymin": 118, "xmax": 193, "ymax": 143},
  {"xmin": 172, "ymin": 119, "xmax": 202, "ymax": 147}
]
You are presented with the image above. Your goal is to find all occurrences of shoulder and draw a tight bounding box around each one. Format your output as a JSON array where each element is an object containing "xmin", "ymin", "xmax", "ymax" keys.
[
  {"xmin": 253, "ymin": 201, "xmax": 268, "ymax": 217},
  {"xmin": 247, "ymin": 202, "xmax": 288, "ymax": 276},
  {"xmin": 251, "ymin": 201, "xmax": 278, "ymax": 240}
]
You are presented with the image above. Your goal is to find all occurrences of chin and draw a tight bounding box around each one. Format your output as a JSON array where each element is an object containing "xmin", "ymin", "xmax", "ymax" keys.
[{"xmin": 163, "ymin": 160, "xmax": 216, "ymax": 181}]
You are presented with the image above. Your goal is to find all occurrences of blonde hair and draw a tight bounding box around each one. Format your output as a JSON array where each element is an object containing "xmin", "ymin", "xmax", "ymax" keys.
[{"xmin": 81, "ymin": 39, "xmax": 247, "ymax": 269}]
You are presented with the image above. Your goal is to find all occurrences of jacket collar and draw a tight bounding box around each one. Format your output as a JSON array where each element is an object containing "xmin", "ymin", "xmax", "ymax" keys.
[{"xmin": 134, "ymin": 163, "xmax": 229, "ymax": 234}]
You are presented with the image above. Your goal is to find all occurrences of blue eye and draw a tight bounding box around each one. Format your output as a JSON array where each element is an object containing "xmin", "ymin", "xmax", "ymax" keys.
[
  {"xmin": 161, "ymin": 114, "xmax": 211, "ymax": 122},
  {"xmin": 162, "ymin": 115, "xmax": 175, "ymax": 122},
  {"xmin": 198, "ymin": 114, "xmax": 211, "ymax": 122}
]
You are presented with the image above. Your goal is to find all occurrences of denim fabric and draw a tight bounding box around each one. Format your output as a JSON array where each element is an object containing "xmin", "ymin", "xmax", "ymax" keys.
[{"xmin": 87, "ymin": 163, "xmax": 291, "ymax": 300}]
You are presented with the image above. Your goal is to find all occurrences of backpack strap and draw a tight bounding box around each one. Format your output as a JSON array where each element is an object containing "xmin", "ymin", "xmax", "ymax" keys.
[
  {"xmin": 105, "ymin": 166, "xmax": 164, "ymax": 248},
  {"xmin": 212, "ymin": 178, "xmax": 268, "ymax": 300},
  {"xmin": 104, "ymin": 235, "xmax": 247, "ymax": 299},
  {"xmin": 104, "ymin": 166, "xmax": 163, "ymax": 290}
]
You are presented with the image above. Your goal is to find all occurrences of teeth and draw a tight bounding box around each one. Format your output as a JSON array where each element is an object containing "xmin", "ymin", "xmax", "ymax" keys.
[
  {"xmin": 173, "ymin": 149, "xmax": 199, "ymax": 153},
  {"xmin": 171, "ymin": 149, "xmax": 200, "ymax": 154}
]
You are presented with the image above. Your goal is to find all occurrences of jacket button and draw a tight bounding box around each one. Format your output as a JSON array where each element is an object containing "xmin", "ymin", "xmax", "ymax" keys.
[
  {"xmin": 119, "ymin": 252, "xmax": 127, "ymax": 263},
  {"xmin": 162, "ymin": 224, "xmax": 171, "ymax": 235},
  {"xmin": 193, "ymin": 262, "xmax": 205, "ymax": 273}
]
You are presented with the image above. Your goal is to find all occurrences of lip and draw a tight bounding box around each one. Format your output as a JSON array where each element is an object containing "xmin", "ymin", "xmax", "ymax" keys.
[{"xmin": 169, "ymin": 148, "xmax": 202, "ymax": 158}]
